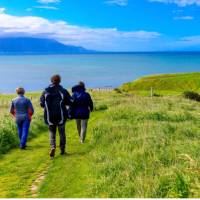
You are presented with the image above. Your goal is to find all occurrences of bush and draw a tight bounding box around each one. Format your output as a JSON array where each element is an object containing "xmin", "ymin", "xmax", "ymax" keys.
[
  {"xmin": 94, "ymin": 103, "xmax": 108, "ymax": 111},
  {"xmin": 114, "ymin": 88, "xmax": 122, "ymax": 94},
  {"xmin": 183, "ymin": 91, "xmax": 200, "ymax": 102},
  {"xmin": 153, "ymin": 93, "xmax": 162, "ymax": 97}
]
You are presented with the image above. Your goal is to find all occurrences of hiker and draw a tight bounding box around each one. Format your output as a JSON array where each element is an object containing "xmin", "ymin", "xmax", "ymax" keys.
[
  {"xmin": 10, "ymin": 87, "xmax": 34, "ymax": 149},
  {"xmin": 71, "ymin": 82, "xmax": 93, "ymax": 143},
  {"xmin": 40, "ymin": 74, "xmax": 72, "ymax": 158}
]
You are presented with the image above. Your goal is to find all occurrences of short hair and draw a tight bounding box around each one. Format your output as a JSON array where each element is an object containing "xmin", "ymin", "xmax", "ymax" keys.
[
  {"xmin": 16, "ymin": 87, "xmax": 25, "ymax": 95},
  {"xmin": 78, "ymin": 81, "xmax": 85, "ymax": 88},
  {"xmin": 51, "ymin": 74, "xmax": 61, "ymax": 85}
]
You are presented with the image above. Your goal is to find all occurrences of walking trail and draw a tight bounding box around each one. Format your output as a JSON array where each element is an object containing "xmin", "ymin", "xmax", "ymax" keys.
[{"xmin": 0, "ymin": 112, "xmax": 102, "ymax": 198}]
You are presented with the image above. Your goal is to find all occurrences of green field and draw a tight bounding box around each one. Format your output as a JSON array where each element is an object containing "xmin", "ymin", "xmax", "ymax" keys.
[
  {"xmin": 121, "ymin": 72, "xmax": 200, "ymax": 95},
  {"xmin": 1, "ymin": 74, "xmax": 200, "ymax": 197}
]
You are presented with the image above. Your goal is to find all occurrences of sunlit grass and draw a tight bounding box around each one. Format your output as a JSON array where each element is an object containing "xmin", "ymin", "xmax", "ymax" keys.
[{"xmin": 1, "ymin": 90, "xmax": 200, "ymax": 197}]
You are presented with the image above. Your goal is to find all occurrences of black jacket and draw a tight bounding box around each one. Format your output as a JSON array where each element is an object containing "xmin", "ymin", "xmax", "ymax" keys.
[
  {"xmin": 71, "ymin": 85, "xmax": 93, "ymax": 119},
  {"xmin": 40, "ymin": 84, "xmax": 72, "ymax": 125}
]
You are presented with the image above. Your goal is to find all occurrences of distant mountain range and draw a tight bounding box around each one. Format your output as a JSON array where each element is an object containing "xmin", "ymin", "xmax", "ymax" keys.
[
  {"xmin": 0, "ymin": 37, "xmax": 94, "ymax": 54},
  {"xmin": 0, "ymin": 37, "xmax": 199, "ymax": 55}
]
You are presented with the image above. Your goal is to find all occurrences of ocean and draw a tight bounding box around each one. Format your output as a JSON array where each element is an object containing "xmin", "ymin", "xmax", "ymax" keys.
[{"xmin": 0, "ymin": 53, "xmax": 200, "ymax": 93}]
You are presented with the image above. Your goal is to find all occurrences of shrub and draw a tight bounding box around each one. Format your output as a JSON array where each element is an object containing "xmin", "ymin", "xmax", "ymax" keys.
[
  {"xmin": 153, "ymin": 93, "xmax": 162, "ymax": 97},
  {"xmin": 183, "ymin": 91, "xmax": 200, "ymax": 102},
  {"xmin": 94, "ymin": 103, "xmax": 108, "ymax": 111},
  {"xmin": 114, "ymin": 88, "xmax": 122, "ymax": 94}
]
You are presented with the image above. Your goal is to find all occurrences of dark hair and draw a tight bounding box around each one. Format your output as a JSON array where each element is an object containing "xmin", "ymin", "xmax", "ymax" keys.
[
  {"xmin": 16, "ymin": 87, "xmax": 25, "ymax": 95},
  {"xmin": 51, "ymin": 74, "xmax": 61, "ymax": 85},
  {"xmin": 78, "ymin": 81, "xmax": 85, "ymax": 88}
]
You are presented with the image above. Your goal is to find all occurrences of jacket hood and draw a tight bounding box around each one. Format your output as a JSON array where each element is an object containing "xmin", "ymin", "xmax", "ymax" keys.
[
  {"xmin": 72, "ymin": 85, "xmax": 85, "ymax": 93},
  {"xmin": 46, "ymin": 84, "xmax": 63, "ymax": 92}
]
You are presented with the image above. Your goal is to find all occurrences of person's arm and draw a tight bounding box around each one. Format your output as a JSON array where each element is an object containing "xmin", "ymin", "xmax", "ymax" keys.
[
  {"xmin": 88, "ymin": 93, "xmax": 93, "ymax": 112},
  {"xmin": 28, "ymin": 100, "xmax": 34, "ymax": 121},
  {"xmin": 9, "ymin": 101, "xmax": 16, "ymax": 117},
  {"xmin": 27, "ymin": 99, "xmax": 34, "ymax": 116},
  {"xmin": 64, "ymin": 90, "xmax": 73, "ymax": 106},
  {"xmin": 40, "ymin": 91, "xmax": 46, "ymax": 108}
]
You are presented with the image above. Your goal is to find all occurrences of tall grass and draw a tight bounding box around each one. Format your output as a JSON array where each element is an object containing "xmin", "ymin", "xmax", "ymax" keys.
[{"xmin": 89, "ymin": 94, "xmax": 200, "ymax": 197}]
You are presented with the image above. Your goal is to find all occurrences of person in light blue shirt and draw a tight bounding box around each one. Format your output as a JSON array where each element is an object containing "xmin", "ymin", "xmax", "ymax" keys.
[{"xmin": 10, "ymin": 87, "xmax": 34, "ymax": 149}]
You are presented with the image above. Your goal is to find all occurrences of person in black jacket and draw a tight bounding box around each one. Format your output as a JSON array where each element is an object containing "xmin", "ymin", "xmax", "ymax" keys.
[
  {"xmin": 72, "ymin": 82, "xmax": 93, "ymax": 143},
  {"xmin": 40, "ymin": 75, "xmax": 72, "ymax": 158}
]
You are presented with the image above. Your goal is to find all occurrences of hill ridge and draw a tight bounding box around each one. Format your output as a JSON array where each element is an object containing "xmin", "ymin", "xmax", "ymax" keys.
[
  {"xmin": 0, "ymin": 37, "xmax": 93, "ymax": 54},
  {"xmin": 121, "ymin": 72, "xmax": 200, "ymax": 92}
]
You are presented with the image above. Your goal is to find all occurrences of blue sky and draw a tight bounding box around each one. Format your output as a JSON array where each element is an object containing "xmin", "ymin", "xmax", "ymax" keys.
[{"xmin": 0, "ymin": 0, "xmax": 200, "ymax": 51}]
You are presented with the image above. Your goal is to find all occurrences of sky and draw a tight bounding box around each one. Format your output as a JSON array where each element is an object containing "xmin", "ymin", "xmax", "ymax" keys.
[{"xmin": 0, "ymin": 0, "xmax": 200, "ymax": 51}]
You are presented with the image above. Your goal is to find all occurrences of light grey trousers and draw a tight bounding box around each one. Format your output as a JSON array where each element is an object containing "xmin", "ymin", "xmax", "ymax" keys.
[
  {"xmin": 49, "ymin": 124, "xmax": 66, "ymax": 150},
  {"xmin": 76, "ymin": 119, "xmax": 88, "ymax": 142}
]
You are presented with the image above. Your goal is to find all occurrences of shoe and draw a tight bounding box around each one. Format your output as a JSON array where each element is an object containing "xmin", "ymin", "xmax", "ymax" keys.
[
  {"xmin": 20, "ymin": 146, "xmax": 26, "ymax": 150},
  {"xmin": 49, "ymin": 148, "xmax": 55, "ymax": 158},
  {"xmin": 80, "ymin": 139, "xmax": 84, "ymax": 144},
  {"xmin": 60, "ymin": 149, "xmax": 66, "ymax": 155}
]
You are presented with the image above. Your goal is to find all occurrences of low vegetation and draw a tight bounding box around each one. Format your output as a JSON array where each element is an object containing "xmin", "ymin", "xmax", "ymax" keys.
[
  {"xmin": 1, "ymin": 73, "xmax": 200, "ymax": 197},
  {"xmin": 183, "ymin": 91, "xmax": 200, "ymax": 102},
  {"xmin": 89, "ymin": 94, "xmax": 200, "ymax": 197},
  {"xmin": 121, "ymin": 72, "xmax": 200, "ymax": 95}
]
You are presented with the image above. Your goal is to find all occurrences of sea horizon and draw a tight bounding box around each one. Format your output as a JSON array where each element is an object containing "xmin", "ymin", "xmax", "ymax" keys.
[
  {"xmin": 0, "ymin": 52, "xmax": 200, "ymax": 93},
  {"xmin": 1, "ymin": 51, "xmax": 200, "ymax": 56}
]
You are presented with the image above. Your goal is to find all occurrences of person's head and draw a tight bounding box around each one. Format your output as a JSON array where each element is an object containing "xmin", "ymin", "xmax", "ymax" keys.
[
  {"xmin": 78, "ymin": 81, "xmax": 85, "ymax": 89},
  {"xmin": 51, "ymin": 74, "xmax": 61, "ymax": 85},
  {"xmin": 16, "ymin": 87, "xmax": 25, "ymax": 96}
]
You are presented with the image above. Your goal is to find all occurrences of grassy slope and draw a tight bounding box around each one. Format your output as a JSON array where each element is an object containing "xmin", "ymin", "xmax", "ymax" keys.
[
  {"xmin": 1, "ymin": 91, "xmax": 200, "ymax": 197},
  {"xmin": 121, "ymin": 72, "xmax": 200, "ymax": 94}
]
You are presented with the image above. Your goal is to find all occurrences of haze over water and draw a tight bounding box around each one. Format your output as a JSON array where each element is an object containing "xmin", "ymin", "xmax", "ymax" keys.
[{"xmin": 0, "ymin": 53, "xmax": 200, "ymax": 93}]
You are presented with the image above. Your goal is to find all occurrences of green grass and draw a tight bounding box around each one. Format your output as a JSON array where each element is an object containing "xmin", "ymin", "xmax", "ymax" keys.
[
  {"xmin": 1, "ymin": 90, "xmax": 200, "ymax": 197},
  {"xmin": 121, "ymin": 72, "xmax": 200, "ymax": 95},
  {"xmin": 38, "ymin": 111, "xmax": 104, "ymax": 198},
  {"xmin": 88, "ymin": 94, "xmax": 200, "ymax": 197}
]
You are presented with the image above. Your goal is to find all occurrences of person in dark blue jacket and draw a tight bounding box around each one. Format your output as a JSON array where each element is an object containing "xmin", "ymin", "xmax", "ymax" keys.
[
  {"xmin": 40, "ymin": 75, "xmax": 72, "ymax": 158},
  {"xmin": 72, "ymin": 82, "xmax": 93, "ymax": 143},
  {"xmin": 10, "ymin": 87, "xmax": 34, "ymax": 149}
]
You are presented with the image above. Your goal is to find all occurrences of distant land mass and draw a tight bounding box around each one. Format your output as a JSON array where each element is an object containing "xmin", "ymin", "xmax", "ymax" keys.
[{"xmin": 0, "ymin": 37, "xmax": 94, "ymax": 55}]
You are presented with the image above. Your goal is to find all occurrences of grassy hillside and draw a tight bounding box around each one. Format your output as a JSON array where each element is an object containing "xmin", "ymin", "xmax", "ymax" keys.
[
  {"xmin": 1, "ymin": 90, "xmax": 200, "ymax": 197},
  {"xmin": 121, "ymin": 72, "xmax": 200, "ymax": 94}
]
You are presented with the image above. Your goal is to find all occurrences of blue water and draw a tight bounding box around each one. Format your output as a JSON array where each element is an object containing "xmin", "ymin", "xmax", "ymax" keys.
[{"xmin": 0, "ymin": 53, "xmax": 200, "ymax": 93}]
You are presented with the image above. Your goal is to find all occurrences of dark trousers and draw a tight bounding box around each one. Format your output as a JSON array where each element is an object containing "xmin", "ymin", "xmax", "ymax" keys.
[
  {"xmin": 16, "ymin": 118, "xmax": 30, "ymax": 148},
  {"xmin": 49, "ymin": 124, "xmax": 66, "ymax": 150}
]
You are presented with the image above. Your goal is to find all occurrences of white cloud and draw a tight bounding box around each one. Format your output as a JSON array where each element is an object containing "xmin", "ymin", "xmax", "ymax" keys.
[
  {"xmin": 105, "ymin": 0, "xmax": 128, "ymax": 6},
  {"xmin": 149, "ymin": 0, "xmax": 200, "ymax": 6},
  {"xmin": 173, "ymin": 35, "xmax": 200, "ymax": 46},
  {"xmin": 0, "ymin": 7, "xmax": 6, "ymax": 13},
  {"xmin": 174, "ymin": 15, "xmax": 194, "ymax": 20},
  {"xmin": 38, "ymin": 0, "xmax": 60, "ymax": 4},
  {"xmin": 33, "ymin": 6, "xmax": 58, "ymax": 10},
  {"xmin": 0, "ymin": 12, "xmax": 160, "ymax": 51}
]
